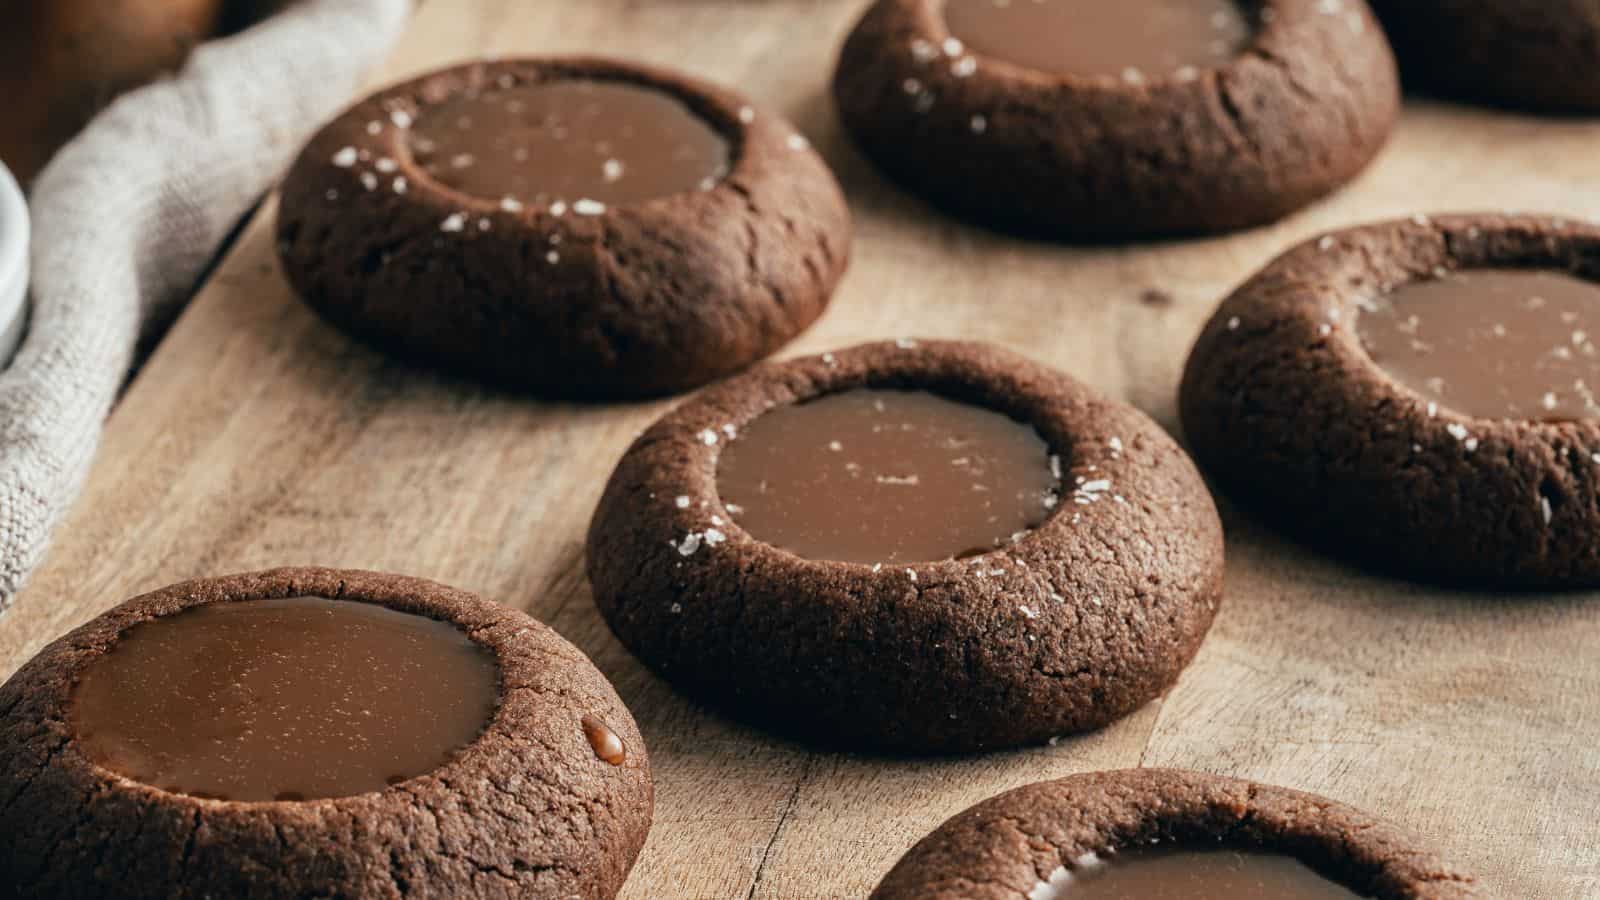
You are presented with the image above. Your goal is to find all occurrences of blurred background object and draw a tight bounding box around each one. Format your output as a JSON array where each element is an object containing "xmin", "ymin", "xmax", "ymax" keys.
[
  {"xmin": 0, "ymin": 0, "xmax": 293, "ymax": 185},
  {"xmin": 1371, "ymin": 0, "xmax": 1600, "ymax": 114},
  {"xmin": 0, "ymin": 0, "xmax": 409, "ymax": 612}
]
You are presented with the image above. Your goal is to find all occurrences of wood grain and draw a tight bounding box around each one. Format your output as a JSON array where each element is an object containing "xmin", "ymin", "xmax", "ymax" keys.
[{"xmin": 4, "ymin": 1, "xmax": 1600, "ymax": 896}]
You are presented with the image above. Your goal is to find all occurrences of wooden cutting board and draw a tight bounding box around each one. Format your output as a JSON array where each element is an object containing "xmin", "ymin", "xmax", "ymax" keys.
[{"xmin": 3, "ymin": 1, "xmax": 1599, "ymax": 896}]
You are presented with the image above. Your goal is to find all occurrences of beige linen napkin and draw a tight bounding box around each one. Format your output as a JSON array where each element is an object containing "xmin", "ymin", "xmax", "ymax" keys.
[{"xmin": 2, "ymin": 0, "xmax": 412, "ymax": 612}]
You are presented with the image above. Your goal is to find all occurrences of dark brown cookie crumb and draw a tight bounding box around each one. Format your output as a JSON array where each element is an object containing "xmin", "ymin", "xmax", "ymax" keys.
[{"xmin": 872, "ymin": 769, "xmax": 1481, "ymax": 899}]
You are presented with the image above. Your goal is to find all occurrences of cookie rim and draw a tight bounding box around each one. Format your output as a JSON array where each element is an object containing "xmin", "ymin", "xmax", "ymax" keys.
[
  {"xmin": 60, "ymin": 568, "xmax": 643, "ymax": 804},
  {"xmin": 587, "ymin": 339, "xmax": 1226, "ymax": 751},
  {"xmin": 1249, "ymin": 213, "xmax": 1600, "ymax": 435},
  {"xmin": 870, "ymin": 768, "xmax": 1479, "ymax": 899},
  {"xmin": 900, "ymin": 0, "xmax": 1302, "ymax": 89},
  {"xmin": 639, "ymin": 340, "xmax": 1141, "ymax": 573},
  {"xmin": 1181, "ymin": 212, "xmax": 1600, "ymax": 586},
  {"xmin": 0, "ymin": 567, "xmax": 652, "ymax": 896},
  {"xmin": 360, "ymin": 56, "xmax": 781, "ymax": 221}
]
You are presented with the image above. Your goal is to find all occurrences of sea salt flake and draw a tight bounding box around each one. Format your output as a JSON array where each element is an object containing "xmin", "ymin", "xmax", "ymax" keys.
[
  {"xmin": 440, "ymin": 213, "xmax": 466, "ymax": 233},
  {"xmin": 331, "ymin": 147, "xmax": 359, "ymax": 167},
  {"xmin": 970, "ymin": 114, "xmax": 988, "ymax": 134},
  {"xmin": 699, "ymin": 429, "xmax": 719, "ymax": 446},
  {"xmin": 1028, "ymin": 865, "xmax": 1072, "ymax": 900},
  {"xmin": 675, "ymin": 495, "xmax": 691, "ymax": 509},
  {"xmin": 573, "ymin": 198, "xmax": 607, "ymax": 216}
]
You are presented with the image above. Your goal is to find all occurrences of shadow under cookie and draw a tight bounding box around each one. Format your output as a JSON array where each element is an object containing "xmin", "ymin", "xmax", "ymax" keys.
[
  {"xmin": 0, "ymin": 568, "xmax": 652, "ymax": 898},
  {"xmin": 1181, "ymin": 213, "xmax": 1600, "ymax": 588},
  {"xmin": 831, "ymin": 0, "xmax": 1400, "ymax": 240},
  {"xmin": 586, "ymin": 340, "xmax": 1225, "ymax": 753},
  {"xmin": 871, "ymin": 769, "xmax": 1478, "ymax": 899},
  {"xmin": 277, "ymin": 57, "xmax": 852, "ymax": 400}
]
